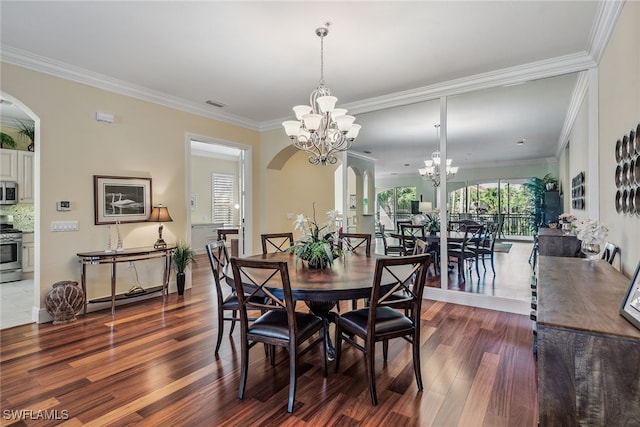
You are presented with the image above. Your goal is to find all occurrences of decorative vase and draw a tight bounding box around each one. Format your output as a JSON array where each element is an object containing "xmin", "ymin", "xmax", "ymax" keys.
[
  {"xmin": 176, "ymin": 272, "xmax": 186, "ymax": 295},
  {"xmin": 581, "ymin": 241, "xmax": 601, "ymax": 260},
  {"xmin": 44, "ymin": 281, "xmax": 85, "ymax": 325},
  {"xmin": 307, "ymin": 258, "xmax": 329, "ymax": 269}
]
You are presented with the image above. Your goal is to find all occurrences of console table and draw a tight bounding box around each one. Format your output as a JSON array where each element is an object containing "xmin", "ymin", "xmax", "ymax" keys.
[
  {"xmin": 537, "ymin": 227, "xmax": 581, "ymax": 257},
  {"xmin": 537, "ymin": 256, "xmax": 640, "ymax": 425},
  {"xmin": 77, "ymin": 246, "xmax": 175, "ymax": 316}
]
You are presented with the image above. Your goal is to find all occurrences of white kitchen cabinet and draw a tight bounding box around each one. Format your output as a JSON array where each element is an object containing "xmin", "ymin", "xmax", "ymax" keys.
[
  {"xmin": 191, "ymin": 223, "xmax": 224, "ymax": 255},
  {"xmin": 22, "ymin": 232, "xmax": 35, "ymax": 273},
  {"xmin": 0, "ymin": 148, "xmax": 33, "ymax": 203},
  {"xmin": 0, "ymin": 148, "xmax": 18, "ymax": 181},
  {"xmin": 17, "ymin": 151, "xmax": 34, "ymax": 203}
]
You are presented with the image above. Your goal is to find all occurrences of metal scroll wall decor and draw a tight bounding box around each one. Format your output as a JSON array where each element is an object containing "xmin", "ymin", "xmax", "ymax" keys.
[{"xmin": 614, "ymin": 122, "xmax": 640, "ymax": 216}]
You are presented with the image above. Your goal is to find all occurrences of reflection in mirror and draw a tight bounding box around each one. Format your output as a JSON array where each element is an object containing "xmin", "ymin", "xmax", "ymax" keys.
[
  {"xmin": 443, "ymin": 72, "xmax": 579, "ymax": 300},
  {"xmin": 357, "ymin": 73, "xmax": 582, "ymax": 302}
]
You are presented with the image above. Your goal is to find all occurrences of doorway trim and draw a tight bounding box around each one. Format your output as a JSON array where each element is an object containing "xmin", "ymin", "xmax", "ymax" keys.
[{"xmin": 185, "ymin": 133, "xmax": 253, "ymax": 256}]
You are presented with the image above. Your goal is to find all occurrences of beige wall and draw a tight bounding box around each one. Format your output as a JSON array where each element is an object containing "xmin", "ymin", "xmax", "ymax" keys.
[
  {"xmin": 0, "ymin": 63, "xmax": 259, "ymax": 311},
  {"xmin": 190, "ymin": 155, "xmax": 238, "ymax": 225},
  {"xmin": 565, "ymin": 95, "xmax": 590, "ymax": 222},
  {"xmin": 598, "ymin": 0, "xmax": 640, "ymax": 276}
]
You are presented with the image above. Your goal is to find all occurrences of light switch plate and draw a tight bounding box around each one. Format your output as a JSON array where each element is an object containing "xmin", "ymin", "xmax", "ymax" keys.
[{"xmin": 51, "ymin": 220, "xmax": 78, "ymax": 232}]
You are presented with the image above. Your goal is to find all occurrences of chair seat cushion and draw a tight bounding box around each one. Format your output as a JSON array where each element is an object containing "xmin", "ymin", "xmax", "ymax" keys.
[
  {"xmin": 249, "ymin": 310, "xmax": 323, "ymax": 340},
  {"xmin": 338, "ymin": 306, "xmax": 413, "ymax": 337},
  {"xmin": 221, "ymin": 294, "xmax": 266, "ymax": 310}
]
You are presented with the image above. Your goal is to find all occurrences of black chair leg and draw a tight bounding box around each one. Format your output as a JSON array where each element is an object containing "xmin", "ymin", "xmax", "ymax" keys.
[
  {"xmin": 412, "ymin": 335, "xmax": 423, "ymax": 391},
  {"xmin": 287, "ymin": 344, "xmax": 297, "ymax": 413},
  {"xmin": 215, "ymin": 310, "xmax": 224, "ymax": 356},
  {"xmin": 365, "ymin": 349, "xmax": 378, "ymax": 406},
  {"xmin": 229, "ymin": 311, "xmax": 237, "ymax": 335},
  {"xmin": 383, "ymin": 339, "xmax": 389, "ymax": 361}
]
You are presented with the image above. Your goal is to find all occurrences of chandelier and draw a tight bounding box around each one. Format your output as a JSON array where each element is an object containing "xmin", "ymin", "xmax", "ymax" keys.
[
  {"xmin": 418, "ymin": 125, "xmax": 458, "ymax": 186},
  {"xmin": 282, "ymin": 23, "xmax": 361, "ymax": 165}
]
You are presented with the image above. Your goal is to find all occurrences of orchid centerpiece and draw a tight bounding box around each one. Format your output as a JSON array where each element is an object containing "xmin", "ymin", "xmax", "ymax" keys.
[{"xmin": 286, "ymin": 204, "xmax": 343, "ymax": 269}]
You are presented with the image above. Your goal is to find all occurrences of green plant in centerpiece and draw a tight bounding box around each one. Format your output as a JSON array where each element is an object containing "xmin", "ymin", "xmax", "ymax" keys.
[
  {"xmin": 286, "ymin": 203, "xmax": 342, "ymax": 269},
  {"xmin": 421, "ymin": 213, "xmax": 441, "ymax": 233}
]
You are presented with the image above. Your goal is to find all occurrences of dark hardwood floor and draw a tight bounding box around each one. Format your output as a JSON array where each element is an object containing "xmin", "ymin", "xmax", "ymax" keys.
[{"xmin": 0, "ymin": 254, "xmax": 538, "ymax": 426}]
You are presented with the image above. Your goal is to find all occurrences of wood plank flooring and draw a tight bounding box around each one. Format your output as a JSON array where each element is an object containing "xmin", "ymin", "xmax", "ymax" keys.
[{"xmin": 0, "ymin": 255, "xmax": 538, "ymax": 426}]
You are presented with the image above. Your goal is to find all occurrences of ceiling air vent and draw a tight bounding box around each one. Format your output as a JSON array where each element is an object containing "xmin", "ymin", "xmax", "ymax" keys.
[{"xmin": 206, "ymin": 100, "xmax": 226, "ymax": 108}]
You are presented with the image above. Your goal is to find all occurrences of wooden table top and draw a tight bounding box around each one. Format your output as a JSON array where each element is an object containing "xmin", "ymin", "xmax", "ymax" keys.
[
  {"xmin": 227, "ymin": 252, "xmax": 402, "ymax": 302},
  {"xmin": 538, "ymin": 256, "xmax": 640, "ymax": 339}
]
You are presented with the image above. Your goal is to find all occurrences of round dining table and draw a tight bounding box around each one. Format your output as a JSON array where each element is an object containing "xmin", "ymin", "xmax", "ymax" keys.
[{"xmin": 225, "ymin": 251, "xmax": 407, "ymax": 359}]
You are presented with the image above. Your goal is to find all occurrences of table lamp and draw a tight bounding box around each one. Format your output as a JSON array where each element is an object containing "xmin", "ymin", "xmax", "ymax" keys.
[
  {"xmin": 148, "ymin": 204, "xmax": 173, "ymax": 248},
  {"xmin": 419, "ymin": 202, "xmax": 432, "ymax": 213}
]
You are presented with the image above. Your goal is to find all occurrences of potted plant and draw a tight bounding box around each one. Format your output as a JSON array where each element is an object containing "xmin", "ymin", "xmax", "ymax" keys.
[
  {"xmin": 173, "ymin": 243, "xmax": 197, "ymax": 295},
  {"xmin": 421, "ymin": 213, "xmax": 441, "ymax": 235},
  {"xmin": 286, "ymin": 203, "xmax": 342, "ymax": 269},
  {"xmin": 0, "ymin": 132, "xmax": 16, "ymax": 149},
  {"xmin": 16, "ymin": 120, "xmax": 35, "ymax": 152}
]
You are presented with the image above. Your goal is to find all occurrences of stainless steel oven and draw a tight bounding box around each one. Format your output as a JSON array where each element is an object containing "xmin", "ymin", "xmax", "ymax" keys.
[{"xmin": 0, "ymin": 215, "xmax": 23, "ymax": 283}]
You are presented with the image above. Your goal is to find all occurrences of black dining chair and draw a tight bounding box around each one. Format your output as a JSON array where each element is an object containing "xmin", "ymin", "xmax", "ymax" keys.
[
  {"xmin": 379, "ymin": 224, "xmax": 405, "ymax": 256},
  {"xmin": 334, "ymin": 253, "xmax": 431, "ymax": 406},
  {"xmin": 472, "ymin": 222, "xmax": 499, "ymax": 274},
  {"xmin": 448, "ymin": 224, "xmax": 484, "ymax": 280},
  {"xmin": 338, "ymin": 232, "xmax": 372, "ymax": 256},
  {"xmin": 230, "ymin": 257, "xmax": 327, "ymax": 413},
  {"xmin": 601, "ymin": 242, "xmax": 620, "ymax": 266},
  {"xmin": 261, "ymin": 232, "xmax": 294, "ymax": 254},
  {"xmin": 339, "ymin": 232, "xmax": 372, "ymax": 309},
  {"xmin": 206, "ymin": 240, "xmax": 240, "ymax": 356},
  {"xmin": 400, "ymin": 224, "xmax": 426, "ymax": 256}
]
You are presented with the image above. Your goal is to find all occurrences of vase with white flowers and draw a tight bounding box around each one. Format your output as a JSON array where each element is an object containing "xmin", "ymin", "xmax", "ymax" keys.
[
  {"xmin": 575, "ymin": 219, "xmax": 608, "ymax": 259},
  {"xmin": 558, "ymin": 213, "xmax": 576, "ymax": 234},
  {"xmin": 286, "ymin": 203, "xmax": 342, "ymax": 269}
]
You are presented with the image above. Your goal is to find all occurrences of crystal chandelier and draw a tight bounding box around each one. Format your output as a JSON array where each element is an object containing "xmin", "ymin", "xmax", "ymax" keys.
[
  {"xmin": 282, "ymin": 23, "xmax": 361, "ymax": 165},
  {"xmin": 418, "ymin": 125, "xmax": 459, "ymax": 187}
]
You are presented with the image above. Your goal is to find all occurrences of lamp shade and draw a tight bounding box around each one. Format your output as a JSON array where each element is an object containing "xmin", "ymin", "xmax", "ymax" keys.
[
  {"xmin": 148, "ymin": 205, "xmax": 173, "ymax": 223},
  {"xmin": 419, "ymin": 202, "xmax": 432, "ymax": 213}
]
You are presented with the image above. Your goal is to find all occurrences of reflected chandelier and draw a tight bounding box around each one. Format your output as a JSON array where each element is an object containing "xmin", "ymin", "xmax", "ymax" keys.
[
  {"xmin": 418, "ymin": 125, "xmax": 459, "ymax": 187},
  {"xmin": 282, "ymin": 23, "xmax": 361, "ymax": 165}
]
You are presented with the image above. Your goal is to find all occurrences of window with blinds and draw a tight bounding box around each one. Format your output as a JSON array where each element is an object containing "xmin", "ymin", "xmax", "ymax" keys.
[{"xmin": 212, "ymin": 173, "xmax": 234, "ymax": 224}]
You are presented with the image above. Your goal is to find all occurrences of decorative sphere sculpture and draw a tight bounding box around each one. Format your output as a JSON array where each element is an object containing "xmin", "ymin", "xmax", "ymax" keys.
[{"xmin": 44, "ymin": 281, "xmax": 84, "ymax": 325}]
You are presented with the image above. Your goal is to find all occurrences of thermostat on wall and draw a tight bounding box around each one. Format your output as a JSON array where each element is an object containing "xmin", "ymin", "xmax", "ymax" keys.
[{"xmin": 56, "ymin": 201, "xmax": 71, "ymax": 211}]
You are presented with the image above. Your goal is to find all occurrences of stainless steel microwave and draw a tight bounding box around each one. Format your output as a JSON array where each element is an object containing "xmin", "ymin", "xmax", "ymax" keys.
[{"xmin": 0, "ymin": 182, "xmax": 18, "ymax": 205}]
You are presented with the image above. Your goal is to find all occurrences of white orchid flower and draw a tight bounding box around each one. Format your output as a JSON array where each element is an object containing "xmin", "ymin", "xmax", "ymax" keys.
[{"xmin": 293, "ymin": 214, "xmax": 306, "ymax": 232}]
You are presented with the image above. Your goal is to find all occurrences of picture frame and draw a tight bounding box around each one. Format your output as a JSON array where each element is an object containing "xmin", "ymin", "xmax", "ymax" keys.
[
  {"xmin": 620, "ymin": 261, "xmax": 640, "ymax": 330},
  {"xmin": 349, "ymin": 194, "xmax": 356, "ymax": 210},
  {"xmin": 94, "ymin": 175, "xmax": 152, "ymax": 224}
]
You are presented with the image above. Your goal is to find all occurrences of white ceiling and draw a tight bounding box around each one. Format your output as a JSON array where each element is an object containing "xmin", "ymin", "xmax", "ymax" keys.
[{"xmin": 0, "ymin": 1, "xmax": 615, "ymax": 176}]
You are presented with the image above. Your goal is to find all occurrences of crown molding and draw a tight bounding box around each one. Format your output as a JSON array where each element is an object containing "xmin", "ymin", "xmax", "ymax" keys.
[
  {"xmin": 556, "ymin": 72, "xmax": 589, "ymax": 158},
  {"xmin": 588, "ymin": 0, "xmax": 625, "ymax": 63},
  {"xmin": 0, "ymin": 46, "xmax": 260, "ymax": 131},
  {"xmin": 260, "ymin": 52, "xmax": 597, "ymax": 131}
]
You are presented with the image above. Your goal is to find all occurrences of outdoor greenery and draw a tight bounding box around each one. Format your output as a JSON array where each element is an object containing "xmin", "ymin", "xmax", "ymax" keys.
[{"xmin": 377, "ymin": 186, "xmax": 416, "ymax": 219}]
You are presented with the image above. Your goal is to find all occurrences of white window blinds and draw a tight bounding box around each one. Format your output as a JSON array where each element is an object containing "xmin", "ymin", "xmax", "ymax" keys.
[{"xmin": 212, "ymin": 173, "xmax": 234, "ymax": 224}]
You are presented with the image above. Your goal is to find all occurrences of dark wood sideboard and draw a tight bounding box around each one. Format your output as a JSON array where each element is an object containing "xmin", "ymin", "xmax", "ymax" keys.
[
  {"xmin": 537, "ymin": 256, "xmax": 640, "ymax": 426},
  {"xmin": 537, "ymin": 227, "xmax": 581, "ymax": 257}
]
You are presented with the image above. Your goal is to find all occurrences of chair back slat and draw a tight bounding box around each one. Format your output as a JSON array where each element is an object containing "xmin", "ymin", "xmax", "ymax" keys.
[
  {"xmin": 370, "ymin": 253, "xmax": 431, "ymax": 316},
  {"xmin": 601, "ymin": 242, "xmax": 620, "ymax": 265},
  {"xmin": 230, "ymin": 258, "xmax": 296, "ymax": 331},
  {"xmin": 261, "ymin": 233, "xmax": 294, "ymax": 254},
  {"xmin": 338, "ymin": 232, "xmax": 372, "ymax": 256},
  {"xmin": 206, "ymin": 240, "xmax": 232, "ymax": 300}
]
